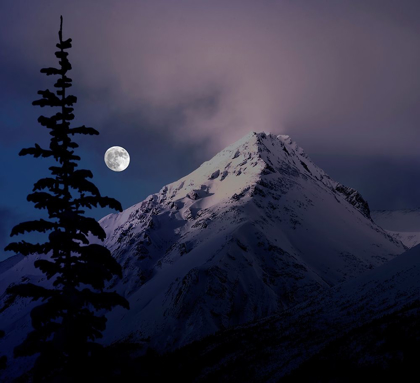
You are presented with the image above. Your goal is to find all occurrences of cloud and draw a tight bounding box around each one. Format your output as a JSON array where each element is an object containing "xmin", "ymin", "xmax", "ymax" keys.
[{"xmin": 1, "ymin": 0, "xmax": 420, "ymax": 159}]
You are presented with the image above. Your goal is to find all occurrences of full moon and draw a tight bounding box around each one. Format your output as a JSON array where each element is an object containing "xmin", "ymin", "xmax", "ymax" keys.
[{"xmin": 104, "ymin": 146, "xmax": 130, "ymax": 172}]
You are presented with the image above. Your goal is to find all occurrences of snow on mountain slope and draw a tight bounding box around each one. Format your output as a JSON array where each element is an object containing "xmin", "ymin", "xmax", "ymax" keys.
[
  {"xmin": 0, "ymin": 132, "xmax": 406, "ymax": 365},
  {"xmin": 372, "ymin": 209, "xmax": 420, "ymax": 248},
  {"xmin": 384, "ymin": 231, "xmax": 420, "ymax": 249}
]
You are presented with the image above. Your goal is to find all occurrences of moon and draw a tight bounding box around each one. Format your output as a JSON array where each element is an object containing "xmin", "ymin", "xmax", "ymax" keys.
[{"xmin": 104, "ymin": 146, "xmax": 130, "ymax": 172}]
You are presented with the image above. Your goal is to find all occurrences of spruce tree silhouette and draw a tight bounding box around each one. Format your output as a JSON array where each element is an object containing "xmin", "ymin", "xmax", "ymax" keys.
[{"xmin": 3, "ymin": 16, "xmax": 129, "ymax": 381}]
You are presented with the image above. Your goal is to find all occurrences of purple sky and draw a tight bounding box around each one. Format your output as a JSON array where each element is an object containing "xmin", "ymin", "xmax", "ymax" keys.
[{"xmin": 1, "ymin": 0, "xmax": 420, "ymax": 259}]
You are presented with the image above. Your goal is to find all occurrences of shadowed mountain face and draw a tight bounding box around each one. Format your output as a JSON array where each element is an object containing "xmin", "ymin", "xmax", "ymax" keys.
[
  {"xmin": 0, "ymin": 132, "xmax": 405, "ymax": 377},
  {"xmin": 115, "ymin": 244, "xmax": 420, "ymax": 383}
]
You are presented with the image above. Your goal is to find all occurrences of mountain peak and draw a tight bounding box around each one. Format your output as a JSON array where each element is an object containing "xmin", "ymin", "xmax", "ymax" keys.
[
  {"xmin": 152, "ymin": 132, "xmax": 317, "ymax": 206},
  {"xmin": 139, "ymin": 131, "xmax": 370, "ymax": 220}
]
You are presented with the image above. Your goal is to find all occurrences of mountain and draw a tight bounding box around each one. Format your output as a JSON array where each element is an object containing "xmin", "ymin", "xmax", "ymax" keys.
[
  {"xmin": 0, "ymin": 132, "xmax": 406, "ymax": 376},
  {"xmin": 95, "ymin": 132, "xmax": 405, "ymax": 349},
  {"xmin": 372, "ymin": 208, "xmax": 420, "ymax": 248}
]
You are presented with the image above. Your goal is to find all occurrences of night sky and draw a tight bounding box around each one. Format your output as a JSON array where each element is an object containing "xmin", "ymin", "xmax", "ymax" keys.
[{"xmin": 1, "ymin": 0, "xmax": 420, "ymax": 260}]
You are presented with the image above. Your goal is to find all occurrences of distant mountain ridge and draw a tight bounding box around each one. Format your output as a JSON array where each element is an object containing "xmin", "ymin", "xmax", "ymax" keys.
[
  {"xmin": 0, "ymin": 132, "xmax": 406, "ymax": 379},
  {"xmin": 372, "ymin": 209, "xmax": 420, "ymax": 248}
]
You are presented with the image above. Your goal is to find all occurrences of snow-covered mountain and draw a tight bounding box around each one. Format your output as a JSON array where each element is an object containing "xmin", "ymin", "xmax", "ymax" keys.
[
  {"xmin": 0, "ymin": 132, "xmax": 406, "ymax": 372},
  {"xmin": 372, "ymin": 209, "xmax": 420, "ymax": 248},
  {"xmin": 96, "ymin": 132, "xmax": 404, "ymax": 349}
]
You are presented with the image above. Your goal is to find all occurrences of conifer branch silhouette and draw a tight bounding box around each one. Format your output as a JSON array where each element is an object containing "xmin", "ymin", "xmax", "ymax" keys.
[
  {"xmin": 3, "ymin": 15, "xmax": 129, "ymax": 380},
  {"xmin": 0, "ymin": 330, "xmax": 6, "ymax": 370}
]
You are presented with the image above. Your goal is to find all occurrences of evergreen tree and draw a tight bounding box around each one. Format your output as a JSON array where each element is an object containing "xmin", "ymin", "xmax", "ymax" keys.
[{"xmin": 3, "ymin": 16, "xmax": 129, "ymax": 380}]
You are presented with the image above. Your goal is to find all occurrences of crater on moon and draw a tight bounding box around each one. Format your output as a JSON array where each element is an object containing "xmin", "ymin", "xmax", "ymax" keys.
[{"xmin": 104, "ymin": 146, "xmax": 130, "ymax": 172}]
